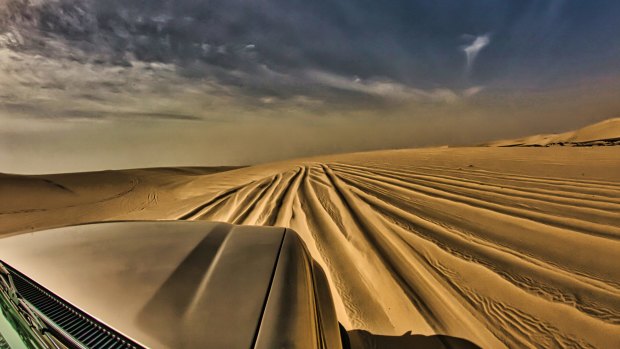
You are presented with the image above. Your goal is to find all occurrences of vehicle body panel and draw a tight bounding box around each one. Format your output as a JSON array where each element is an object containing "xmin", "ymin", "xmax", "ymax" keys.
[{"xmin": 0, "ymin": 221, "xmax": 342, "ymax": 349}]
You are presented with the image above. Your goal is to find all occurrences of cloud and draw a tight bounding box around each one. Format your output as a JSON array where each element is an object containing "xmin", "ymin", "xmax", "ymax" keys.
[
  {"xmin": 306, "ymin": 70, "xmax": 480, "ymax": 104},
  {"xmin": 1, "ymin": 0, "xmax": 620, "ymax": 121},
  {"xmin": 463, "ymin": 86, "xmax": 484, "ymax": 97},
  {"xmin": 462, "ymin": 34, "xmax": 491, "ymax": 73}
]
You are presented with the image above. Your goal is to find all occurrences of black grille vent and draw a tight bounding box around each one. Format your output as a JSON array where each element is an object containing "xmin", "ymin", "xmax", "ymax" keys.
[{"xmin": 4, "ymin": 263, "xmax": 144, "ymax": 349}]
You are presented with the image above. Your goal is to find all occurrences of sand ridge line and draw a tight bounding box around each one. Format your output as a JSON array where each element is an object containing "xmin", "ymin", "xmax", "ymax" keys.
[
  {"xmin": 329, "ymin": 164, "xmax": 620, "ymax": 240},
  {"xmin": 332, "ymin": 162, "xmax": 620, "ymax": 207},
  {"xmin": 337, "ymin": 173, "xmax": 620, "ymax": 325},
  {"xmin": 414, "ymin": 165, "xmax": 620, "ymax": 191},
  {"xmin": 328, "ymin": 163, "xmax": 620, "ymax": 228}
]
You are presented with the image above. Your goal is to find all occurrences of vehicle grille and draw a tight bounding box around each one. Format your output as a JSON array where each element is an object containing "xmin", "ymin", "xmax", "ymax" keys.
[{"xmin": 5, "ymin": 263, "xmax": 144, "ymax": 349}]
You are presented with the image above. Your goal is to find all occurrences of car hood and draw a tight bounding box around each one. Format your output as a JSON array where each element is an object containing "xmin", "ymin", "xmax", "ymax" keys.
[{"xmin": 0, "ymin": 221, "xmax": 286, "ymax": 348}]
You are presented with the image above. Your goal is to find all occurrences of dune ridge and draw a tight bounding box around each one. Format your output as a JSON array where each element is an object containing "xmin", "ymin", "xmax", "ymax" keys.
[{"xmin": 483, "ymin": 118, "xmax": 620, "ymax": 147}]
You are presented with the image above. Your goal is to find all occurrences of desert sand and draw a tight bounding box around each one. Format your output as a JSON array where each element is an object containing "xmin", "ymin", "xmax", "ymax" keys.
[
  {"xmin": 1, "ymin": 122, "xmax": 619, "ymax": 349},
  {"xmin": 483, "ymin": 117, "xmax": 620, "ymax": 147}
]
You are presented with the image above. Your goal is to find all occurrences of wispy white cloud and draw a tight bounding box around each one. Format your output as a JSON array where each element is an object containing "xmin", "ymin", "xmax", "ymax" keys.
[
  {"xmin": 306, "ymin": 70, "xmax": 480, "ymax": 104},
  {"xmin": 307, "ymin": 70, "xmax": 436, "ymax": 101},
  {"xmin": 463, "ymin": 86, "xmax": 484, "ymax": 97},
  {"xmin": 0, "ymin": 46, "xmax": 234, "ymax": 124},
  {"xmin": 462, "ymin": 34, "xmax": 491, "ymax": 73}
]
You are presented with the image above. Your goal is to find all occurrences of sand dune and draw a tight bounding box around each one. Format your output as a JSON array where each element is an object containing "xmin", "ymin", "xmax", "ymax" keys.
[
  {"xmin": 0, "ymin": 167, "xmax": 240, "ymax": 234},
  {"xmin": 1, "ymin": 146, "xmax": 619, "ymax": 349},
  {"xmin": 484, "ymin": 118, "xmax": 620, "ymax": 147},
  {"xmin": 2, "ymin": 117, "xmax": 620, "ymax": 348}
]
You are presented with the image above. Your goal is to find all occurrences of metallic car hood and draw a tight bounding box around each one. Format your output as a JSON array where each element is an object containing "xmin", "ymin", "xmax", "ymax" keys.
[{"xmin": 0, "ymin": 221, "xmax": 286, "ymax": 349}]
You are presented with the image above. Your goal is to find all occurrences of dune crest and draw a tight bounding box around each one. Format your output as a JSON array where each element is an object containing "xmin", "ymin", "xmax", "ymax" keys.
[{"xmin": 484, "ymin": 117, "xmax": 620, "ymax": 147}]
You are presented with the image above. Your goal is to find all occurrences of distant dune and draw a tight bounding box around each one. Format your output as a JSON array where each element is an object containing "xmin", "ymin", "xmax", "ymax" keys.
[
  {"xmin": 1, "ymin": 129, "xmax": 619, "ymax": 348},
  {"xmin": 484, "ymin": 117, "xmax": 620, "ymax": 147}
]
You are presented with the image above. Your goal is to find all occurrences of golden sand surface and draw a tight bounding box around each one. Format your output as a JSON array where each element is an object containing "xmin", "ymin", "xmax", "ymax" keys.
[{"xmin": 1, "ymin": 126, "xmax": 619, "ymax": 349}]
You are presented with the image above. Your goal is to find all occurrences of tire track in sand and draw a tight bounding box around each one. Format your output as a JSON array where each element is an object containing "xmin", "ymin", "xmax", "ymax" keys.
[{"xmin": 176, "ymin": 157, "xmax": 620, "ymax": 349}]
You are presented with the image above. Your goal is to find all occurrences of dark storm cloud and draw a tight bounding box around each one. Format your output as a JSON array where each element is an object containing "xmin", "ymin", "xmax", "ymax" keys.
[{"xmin": 3, "ymin": 0, "xmax": 620, "ymax": 105}]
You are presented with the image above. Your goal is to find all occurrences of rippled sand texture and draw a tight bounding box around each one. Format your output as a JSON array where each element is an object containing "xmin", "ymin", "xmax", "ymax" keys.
[
  {"xmin": 1, "ymin": 147, "xmax": 619, "ymax": 348},
  {"xmin": 174, "ymin": 148, "xmax": 620, "ymax": 349}
]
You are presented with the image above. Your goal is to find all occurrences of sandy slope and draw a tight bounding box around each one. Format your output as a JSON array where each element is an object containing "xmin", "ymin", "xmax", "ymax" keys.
[
  {"xmin": 1, "ymin": 147, "xmax": 619, "ymax": 349},
  {"xmin": 484, "ymin": 118, "xmax": 620, "ymax": 147},
  {"xmin": 0, "ymin": 167, "xmax": 241, "ymax": 234}
]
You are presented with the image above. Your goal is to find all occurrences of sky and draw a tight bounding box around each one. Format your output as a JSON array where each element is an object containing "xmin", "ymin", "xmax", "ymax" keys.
[{"xmin": 1, "ymin": 0, "xmax": 620, "ymax": 173}]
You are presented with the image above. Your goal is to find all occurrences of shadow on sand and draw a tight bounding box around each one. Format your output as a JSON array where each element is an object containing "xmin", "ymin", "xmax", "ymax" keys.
[{"xmin": 347, "ymin": 329, "xmax": 482, "ymax": 349}]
